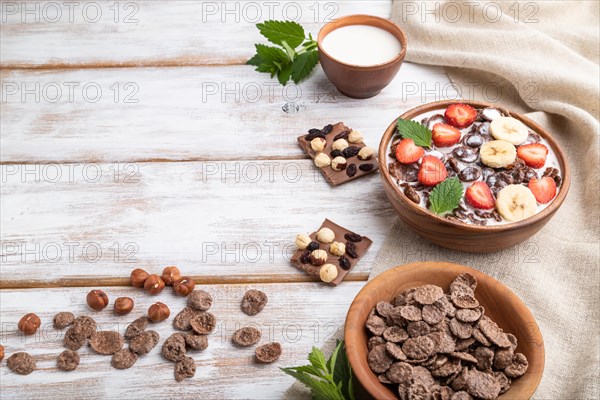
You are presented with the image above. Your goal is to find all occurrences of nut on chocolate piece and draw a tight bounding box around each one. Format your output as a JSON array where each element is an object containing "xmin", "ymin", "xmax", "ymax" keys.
[
  {"xmin": 331, "ymin": 156, "xmax": 347, "ymax": 171},
  {"xmin": 314, "ymin": 153, "xmax": 331, "ymax": 168},
  {"xmin": 316, "ymin": 227, "xmax": 335, "ymax": 243},
  {"xmin": 310, "ymin": 137, "xmax": 326, "ymax": 152},
  {"xmin": 319, "ymin": 264, "xmax": 338, "ymax": 283},
  {"xmin": 295, "ymin": 233, "xmax": 311, "ymax": 250},
  {"xmin": 329, "ymin": 241, "xmax": 346, "ymax": 256},
  {"xmin": 348, "ymin": 130, "xmax": 364, "ymax": 143},
  {"xmin": 332, "ymin": 138, "xmax": 349, "ymax": 151},
  {"xmin": 309, "ymin": 249, "xmax": 328, "ymax": 266},
  {"xmin": 358, "ymin": 146, "xmax": 375, "ymax": 161}
]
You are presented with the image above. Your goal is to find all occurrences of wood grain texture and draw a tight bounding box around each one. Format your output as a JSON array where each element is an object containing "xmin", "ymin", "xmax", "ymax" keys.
[
  {"xmin": 0, "ymin": 282, "xmax": 362, "ymax": 399},
  {"xmin": 0, "ymin": 160, "xmax": 395, "ymax": 285},
  {"xmin": 0, "ymin": 1, "xmax": 390, "ymax": 68},
  {"xmin": 0, "ymin": 63, "xmax": 454, "ymax": 163}
]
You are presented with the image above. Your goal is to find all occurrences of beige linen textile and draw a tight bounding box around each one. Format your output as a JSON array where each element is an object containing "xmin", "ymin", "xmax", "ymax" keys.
[{"xmin": 286, "ymin": 1, "xmax": 599, "ymax": 399}]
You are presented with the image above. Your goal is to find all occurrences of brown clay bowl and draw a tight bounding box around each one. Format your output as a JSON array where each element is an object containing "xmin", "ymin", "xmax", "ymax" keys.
[
  {"xmin": 345, "ymin": 262, "xmax": 545, "ymax": 400},
  {"xmin": 378, "ymin": 100, "xmax": 570, "ymax": 253},
  {"xmin": 317, "ymin": 15, "xmax": 407, "ymax": 99}
]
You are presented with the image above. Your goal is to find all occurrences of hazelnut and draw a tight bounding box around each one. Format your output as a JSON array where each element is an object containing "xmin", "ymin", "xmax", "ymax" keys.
[
  {"xmin": 332, "ymin": 139, "xmax": 349, "ymax": 151},
  {"xmin": 86, "ymin": 290, "xmax": 109, "ymax": 311},
  {"xmin": 348, "ymin": 130, "xmax": 364, "ymax": 143},
  {"xmin": 314, "ymin": 153, "xmax": 331, "ymax": 168},
  {"xmin": 309, "ymin": 249, "xmax": 328, "ymax": 266},
  {"xmin": 329, "ymin": 241, "xmax": 346, "ymax": 256},
  {"xmin": 316, "ymin": 227, "xmax": 335, "ymax": 243},
  {"xmin": 358, "ymin": 146, "xmax": 375, "ymax": 161},
  {"xmin": 319, "ymin": 264, "xmax": 339, "ymax": 283},
  {"xmin": 296, "ymin": 234, "xmax": 313, "ymax": 250},
  {"xmin": 113, "ymin": 297, "xmax": 134, "ymax": 315},
  {"xmin": 18, "ymin": 313, "xmax": 41, "ymax": 335},
  {"xmin": 161, "ymin": 266, "xmax": 181, "ymax": 286},
  {"xmin": 173, "ymin": 277, "xmax": 196, "ymax": 296},
  {"xmin": 130, "ymin": 268, "xmax": 149, "ymax": 288},
  {"xmin": 331, "ymin": 156, "xmax": 347, "ymax": 171},
  {"xmin": 0, "ymin": 344, "xmax": 4, "ymax": 361},
  {"xmin": 148, "ymin": 302, "xmax": 170, "ymax": 322},
  {"xmin": 144, "ymin": 274, "xmax": 165, "ymax": 295},
  {"xmin": 310, "ymin": 137, "xmax": 326, "ymax": 152}
]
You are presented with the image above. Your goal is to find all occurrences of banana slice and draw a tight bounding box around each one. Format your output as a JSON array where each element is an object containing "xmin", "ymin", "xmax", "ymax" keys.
[
  {"xmin": 496, "ymin": 185, "xmax": 537, "ymax": 222},
  {"xmin": 480, "ymin": 140, "xmax": 516, "ymax": 168},
  {"xmin": 490, "ymin": 116, "xmax": 529, "ymax": 145}
]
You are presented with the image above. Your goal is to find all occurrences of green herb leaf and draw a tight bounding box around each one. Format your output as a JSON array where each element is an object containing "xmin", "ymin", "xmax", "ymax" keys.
[
  {"xmin": 277, "ymin": 62, "xmax": 293, "ymax": 85},
  {"xmin": 291, "ymin": 50, "xmax": 319, "ymax": 84},
  {"xmin": 331, "ymin": 341, "xmax": 353, "ymax": 400},
  {"xmin": 254, "ymin": 44, "xmax": 288, "ymax": 64},
  {"xmin": 429, "ymin": 177, "xmax": 464, "ymax": 214},
  {"xmin": 396, "ymin": 118, "xmax": 432, "ymax": 148},
  {"xmin": 308, "ymin": 347, "xmax": 328, "ymax": 373},
  {"xmin": 257, "ymin": 20, "xmax": 306, "ymax": 48},
  {"xmin": 246, "ymin": 53, "xmax": 263, "ymax": 66}
]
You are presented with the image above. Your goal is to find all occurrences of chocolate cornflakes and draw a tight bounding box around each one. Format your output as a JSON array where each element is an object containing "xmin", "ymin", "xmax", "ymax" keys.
[
  {"xmin": 57, "ymin": 350, "xmax": 79, "ymax": 372},
  {"xmin": 255, "ymin": 342, "xmax": 282, "ymax": 363},
  {"xmin": 174, "ymin": 356, "xmax": 196, "ymax": 382},
  {"xmin": 129, "ymin": 330, "xmax": 160, "ymax": 355},
  {"xmin": 111, "ymin": 349, "xmax": 137, "ymax": 369},
  {"xmin": 232, "ymin": 327, "xmax": 261, "ymax": 347},
  {"xmin": 89, "ymin": 331, "xmax": 124, "ymax": 355},
  {"xmin": 241, "ymin": 289, "xmax": 268, "ymax": 316},
  {"xmin": 190, "ymin": 312, "xmax": 217, "ymax": 335}
]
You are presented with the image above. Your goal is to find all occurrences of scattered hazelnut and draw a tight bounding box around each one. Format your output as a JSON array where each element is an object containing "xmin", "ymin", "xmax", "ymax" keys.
[
  {"xmin": 320, "ymin": 264, "xmax": 339, "ymax": 283},
  {"xmin": 331, "ymin": 156, "xmax": 347, "ymax": 171},
  {"xmin": 18, "ymin": 313, "xmax": 41, "ymax": 335},
  {"xmin": 309, "ymin": 249, "xmax": 328, "ymax": 266},
  {"xmin": 113, "ymin": 297, "xmax": 134, "ymax": 315},
  {"xmin": 130, "ymin": 268, "xmax": 149, "ymax": 288},
  {"xmin": 148, "ymin": 302, "xmax": 170, "ymax": 322},
  {"xmin": 358, "ymin": 146, "xmax": 375, "ymax": 161},
  {"xmin": 310, "ymin": 137, "xmax": 326, "ymax": 152},
  {"xmin": 316, "ymin": 227, "xmax": 335, "ymax": 243},
  {"xmin": 174, "ymin": 277, "xmax": 196, "ymax": 296},
  {"xmin": 329, "ymin": 242, "xmax": 346, "ymax": 257},
  {"xmin": 86, "ymin": 290, "xmax": 109, "ymax": 311},
  {"xmin": 332, "ymin": 139, "xmax": 349, "ymax": 151},
  {"xmin": 144, "ymin": 274, "xmax": 165, "ymax": 295},
  {"xmin": 314, "ymin": 153, "xmax": 331, "ymax": 168},
  {"xmin": 295, "ymin": 233, "xmax": 312, "ymax": 250},
  {"xmin": 161, "ymin": 266, "xmax": 181, "ymax": 286},
  {"xmin": 0, "ymin": 344, "xmax": 4, "ymax": 361},
  {"xmin": 348, "ymin": 130, "xmax": 364, "ymax": 143}
]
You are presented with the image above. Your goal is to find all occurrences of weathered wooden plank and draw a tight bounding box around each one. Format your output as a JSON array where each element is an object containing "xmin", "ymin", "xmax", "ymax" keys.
[
  {"xmin": 0, "ymin": 1, "xmax": 390, "ymax": 68},
  {"xmin": 0, "ymin": 160, "xmax": 395, "ymax": 285},
  {"xmin": 0, "ymin": 63, "xmax": 454, "ymax": 163},
  {"xmin": 0, "ymin": 282, "xmax": 362, "ymax": 398}
]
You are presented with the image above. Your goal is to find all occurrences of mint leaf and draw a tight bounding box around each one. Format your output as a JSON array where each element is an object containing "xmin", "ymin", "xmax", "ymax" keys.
[
  {"xmin": 331, "ymin": 341, "xmax": 353, "ymax": 400},
  {"xmin": 277, "ymin": 62, "xmax": 293, "ymax": 85},
  {"xmin": 255, "ymin": 44, "xmax": 287, "ymax": 64},
  {"xmin": 396, "ymin": 118, "xmax": 432, "ymax": 148},
  {"xmin": 429, "ymin": 177, "xmax": 464, "ymax": 214},
  {"xmin": 257, "ymin": 20, "xmax": 306, "ymax": 48},
  {"xmin": 246, "ymin": 53, "xmax": 263, "ymax": 66},
  {"xmin": 291, "ymin": 50, "xmax": 319, "ymax": 84},
  {"xmin": 308, "ymin": 347, "xmax": 328, "ymax": 374},
  {"xmin": 280, "ymin": 368, "xmax": 344, "ymax": 400}
]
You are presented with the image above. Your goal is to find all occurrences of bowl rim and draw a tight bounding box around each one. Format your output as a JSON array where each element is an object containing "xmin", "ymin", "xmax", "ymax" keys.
[
  {"xmin": 378, "ymin": 100, "xmax": 571, "ymax": 232},
  {"xmin": 317, "ymin": 14, "xmax": 408, "ymax": 70},
  {"xmin": 344, "ymin": 261, "xmax": 545, "ymax": 399}
]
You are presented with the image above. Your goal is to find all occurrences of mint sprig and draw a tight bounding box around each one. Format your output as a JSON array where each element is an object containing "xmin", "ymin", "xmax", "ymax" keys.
[
  {"xmin": 247, "ymin": 20, "xmax": 319, "ymax": 85},
  {"xmin": 429, "ymin": 177, "xmax": 464, "ymax": 215},
  {"xmin": 396, "ymin": 118, "xmax": 432, "ymax": 148},
  {"xmin": 281, "ymin": 340, "xmax": 355, "ymax": 400}
]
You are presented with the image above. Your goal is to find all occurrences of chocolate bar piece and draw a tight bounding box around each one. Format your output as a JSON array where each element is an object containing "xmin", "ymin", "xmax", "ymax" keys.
[
  {"xmin": 291, "ymin": 219, "xmax": 372, "ymax": 286},
  {"xmin": 298, "ymin": 122, "xmax": 379, "ymax": 186}
]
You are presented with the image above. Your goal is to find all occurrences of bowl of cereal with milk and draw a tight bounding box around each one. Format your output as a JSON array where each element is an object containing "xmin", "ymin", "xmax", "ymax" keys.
[{"xmin": 378, "ymin": 100, "xmax": 569, "ymax": 252}]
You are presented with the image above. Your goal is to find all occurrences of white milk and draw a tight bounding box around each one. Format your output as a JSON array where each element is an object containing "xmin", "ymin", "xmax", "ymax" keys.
[{"xmin": 321, "ymin": 25, "xmax": 402, "ymax": 66}]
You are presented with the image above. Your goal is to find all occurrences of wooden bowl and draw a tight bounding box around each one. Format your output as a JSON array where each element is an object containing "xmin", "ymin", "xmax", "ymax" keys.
[
  {"xmin": 345, "ymin": 262, "xmax": 545, "ymax": 400},
  {"xmin": 317, "ymin": 15, "xmax": 407, "ymax": 99},
  {"xmin": 378, "ymin": 100, "xmax": 570, "ymax": 252}
]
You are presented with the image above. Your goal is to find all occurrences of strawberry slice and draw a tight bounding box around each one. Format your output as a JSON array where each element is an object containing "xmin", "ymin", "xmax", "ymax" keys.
[
  {"xmin": 465, "ymin": 181, "xmax": 495, "ymax": 210},
  {"xmin": 418, "ymin": 156, "xmax": 447, "ymax": 186},
  {"xmin": 517, "ymin": 143, "xmax": 548, "ymax": 168},
  {"xmin": 444, "ymin": 103, "xmax": 477, "ymax": 128},
  {"xmin": 528, "ymin": 177, "xmax": 557, "ymax": 204},
  {"xmin": 396, "ymin": 138, "xmax": 425, "ymax": 164},
  {"xmin": 432, "ymin": 123, "xmax": 461, "ymax": 147}
]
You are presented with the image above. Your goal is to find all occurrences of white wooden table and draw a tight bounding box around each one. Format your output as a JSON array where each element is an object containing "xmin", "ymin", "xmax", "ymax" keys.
[{"xmin": 0, "ymin": 1, "xmax": 454, "ymax": 398}]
